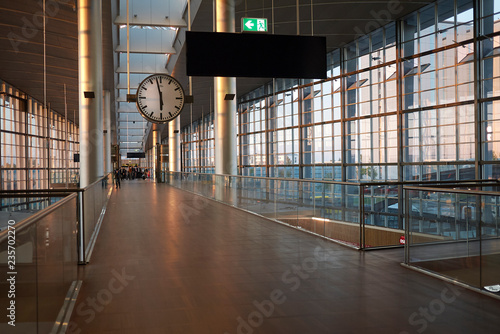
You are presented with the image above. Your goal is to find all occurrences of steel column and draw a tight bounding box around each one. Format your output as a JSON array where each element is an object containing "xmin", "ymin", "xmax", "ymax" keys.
[
  {"xmin": 214, "ymin": 0, "xmax": 237, "ymax": 175},
  {"xmin": 103, "ymin": 90, "xmax": 112, "ymax": 174},
  {"xmin": 169, "ymin": 117, "xmax": 181, "ymax": 172},
  {"xmin": 78, "ymin": 0, "xmax": 104, "ymax": 187}
]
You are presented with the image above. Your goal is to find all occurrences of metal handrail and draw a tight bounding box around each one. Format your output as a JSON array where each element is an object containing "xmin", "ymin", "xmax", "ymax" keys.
[
  {"xmin": 170, "ymin": 171, "xmax": 361, "ymax": 186},
  {"xmin": 0, "ymin": 173, "xmax": 111, "ymax": 195},
  {"xmin": 167, "ymin": 171, "xmax": 497, "ymax": 187},
  {"xmin": 0, "ymin": 189, "xmax": 78, "ymax": 193},
  {"xmin": 81, "ymin": 173, "xmax": 112, "ymax": 191},
  {"xmin": 0, "ymin": 173, "xmax": 112, "ymax": 250},
  {"xmin": 404, "ymin": 185, "xmax": 500, "ymax": 196},
  {"xmin": 0, "ymin": 193, "xmax": 73, "ymax": 198}
]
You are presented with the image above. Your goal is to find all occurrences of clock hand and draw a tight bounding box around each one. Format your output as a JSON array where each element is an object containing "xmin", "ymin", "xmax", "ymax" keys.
[{"xmin": 156, "ymin": 78, "xmax": 163, "ymax": 111}]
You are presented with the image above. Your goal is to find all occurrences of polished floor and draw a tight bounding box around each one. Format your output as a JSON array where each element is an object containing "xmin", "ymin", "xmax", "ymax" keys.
[{"xmin": 69, "ymin": 180, "xmax": 500, "ymax": 334}]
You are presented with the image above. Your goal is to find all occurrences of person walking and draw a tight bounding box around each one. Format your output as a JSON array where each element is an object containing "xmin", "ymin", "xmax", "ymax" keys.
[{"xmin": 114, "ymin": 168, "xmax": 121, "ymax": 188}]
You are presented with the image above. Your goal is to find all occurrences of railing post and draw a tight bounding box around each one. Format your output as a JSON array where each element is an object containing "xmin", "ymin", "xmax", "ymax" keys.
[
  {"xmin": 476, "ymin": 193, "xmax": 482, "ymax": 288},
  {"xmin": 398, "ymin": 184, "xmax": 404, "ymax": 230},
  {"xmin": 77, "ymin": 191, "xmax": 86, "ymax": 264},
  {"xmin": 404, "ymin": 187, "xmax": 409, "ymax": 265},
  {"xmin": 360, "ymin": 185, "xmax": 365, "ymax": 250}
]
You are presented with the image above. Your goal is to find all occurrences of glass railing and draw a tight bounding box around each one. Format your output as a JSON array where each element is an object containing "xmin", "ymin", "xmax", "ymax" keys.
[
  {"xmin": 1, "ymin": 197, "xmax": 53, "ymax": 212},
  {"xmin": 0, "ymin": 192, "xmax": 74, "ymax": 233},
  {"xmin": 404, "ymin": 185, "xmax": 500, "ymax": 294},
  {"xmin": 0, "ymin": 192, "xmax": 79, "ymax": 333},
  {"xmin": 80, "ymin": 174, "xmax": 113, "ymax": 263},
  {"xmin": 164, "ymin": 171, "xmax": 499, "ymax": 251},
  {"xmin": 165, "ymin": 172, "xmax": 373, "ymax": 248},
  {"xmin": 1, "ymin": 199, "xmax": 53, "ymax": 232},
  {"xmin": 0, "ymin": 173, "xmax": 113, "ymax": 332},
  {"xmin": 360, "ymin": 184, "xmax": 406, "ymax": 248}
]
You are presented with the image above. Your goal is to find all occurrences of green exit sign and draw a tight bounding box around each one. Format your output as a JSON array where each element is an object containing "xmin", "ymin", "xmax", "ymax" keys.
[{"xmin": 241, "ymin": 18, "xmax": 268, "ymax": 32}]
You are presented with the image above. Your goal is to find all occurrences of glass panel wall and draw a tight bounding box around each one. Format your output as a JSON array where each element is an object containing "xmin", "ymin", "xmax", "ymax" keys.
[
  {"xmin": 0, "ymin": 80, "xmax": 79, "ymax": 209},
  {"xmin": 180, "ymin": 0, "xmax": 500, "ymax": 186},
  {"xmin": 181, "ymin": 112, "xmax": 214, "ymax": 173},
  {"xmin": 240, "ymin": 98, "xmax": 267, "ymax": 177}
]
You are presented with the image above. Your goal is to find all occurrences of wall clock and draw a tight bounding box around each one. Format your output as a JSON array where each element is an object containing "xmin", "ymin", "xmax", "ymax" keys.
[{"xmin": 136, "ymin": 74, "xmax": 185, "ymax": 123}]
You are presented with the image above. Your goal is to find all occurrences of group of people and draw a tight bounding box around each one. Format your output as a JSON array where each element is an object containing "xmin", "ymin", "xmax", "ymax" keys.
[{"xmin": 114, "ymin": 166, "xmax": 150, "ymax": 188}]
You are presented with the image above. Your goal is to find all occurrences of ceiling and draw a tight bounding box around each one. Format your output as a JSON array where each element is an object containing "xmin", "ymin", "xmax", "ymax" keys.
[
  {"xmin": 165, "ymin": 0, "xmax": 434, "ymax": 148},
  {"xmin": 0, "ymin": 0, "xmax": 115, "ymax": 127},
  {"xmin": 0, "ymin": 0, "xmax": 434, "ymax": 156}
]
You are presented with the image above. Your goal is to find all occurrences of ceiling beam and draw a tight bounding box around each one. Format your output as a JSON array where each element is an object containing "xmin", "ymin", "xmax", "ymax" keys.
[
  {"xmin": 115, "ymin": 45, "xmax": 176, "ymax": 54},
  {"xmin": 114, "ymin": 17, "xmax": 186, "ymax": 28}
]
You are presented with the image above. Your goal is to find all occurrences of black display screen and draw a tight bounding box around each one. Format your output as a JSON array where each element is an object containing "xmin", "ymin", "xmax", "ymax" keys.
[{"xmin": 186, "ymin": 31, "xmax": 327, "ymax": 79}]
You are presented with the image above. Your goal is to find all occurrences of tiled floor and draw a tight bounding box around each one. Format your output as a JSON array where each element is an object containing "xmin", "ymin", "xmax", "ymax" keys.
[{"xmin": 69, "ymin": 180, "xmax": 500, "ymax": 334}]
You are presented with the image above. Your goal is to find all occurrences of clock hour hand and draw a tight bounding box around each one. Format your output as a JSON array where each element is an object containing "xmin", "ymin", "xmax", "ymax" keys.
[{"xmin": 156, "ymin": 78, "xmax": 163, "ymax": 111}]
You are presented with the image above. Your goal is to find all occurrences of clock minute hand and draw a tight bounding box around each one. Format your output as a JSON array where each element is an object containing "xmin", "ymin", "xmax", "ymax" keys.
[{"xmin": 156, "ymin": 78, "xmax": 163, "ymax": 111}]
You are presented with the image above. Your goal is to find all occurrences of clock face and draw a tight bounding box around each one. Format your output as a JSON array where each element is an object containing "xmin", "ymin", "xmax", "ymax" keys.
[{"xmin": 136, "ymin": 74, "xmax": 185, "ymax": 123}]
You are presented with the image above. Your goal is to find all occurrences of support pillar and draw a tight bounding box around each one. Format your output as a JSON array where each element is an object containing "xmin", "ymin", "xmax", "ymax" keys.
[
  {"xmin": 214, "ymin": 0, "xmax": 237, "ymax": 175},
  {"xmin": 169, "ymin": 117, "xmax": 181, "ymax": 172},
  {"xmin": 152, "ymin": 128, "xmax": 160, "ymax": 181},
  {"xmin": 78, "ymin": 0, "xmax": 104, "ymax": 187},
  {"xmin": 103, "ymin": 90, "xmax": 112, "ymax": 175}
]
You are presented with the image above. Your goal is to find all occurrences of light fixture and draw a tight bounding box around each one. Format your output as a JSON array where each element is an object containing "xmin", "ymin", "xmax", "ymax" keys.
[
  {"xmin": 312, "ymin": 217, "xmax": 332, "ymax": 222},
  {"xmin": 484, "ymin": 284, "xmax": 500, "ymax": 293}
]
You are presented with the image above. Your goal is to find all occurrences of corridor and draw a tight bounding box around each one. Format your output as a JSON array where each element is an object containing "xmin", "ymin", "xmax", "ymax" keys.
[{"xmin": 69, "ymin": 181, "xmax": 500, "ymax": 334}]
